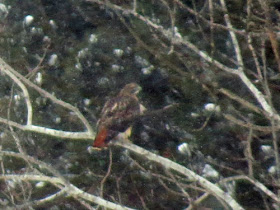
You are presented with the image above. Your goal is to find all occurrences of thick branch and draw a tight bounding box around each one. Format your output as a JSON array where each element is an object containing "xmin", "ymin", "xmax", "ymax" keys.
[
  {"xmin": 115, "ymin": 141, "xmax": 244, "ymax": 210},
  {"xmin": 0, "ymin": 116, "xmax": 94, "ymax": 140}
]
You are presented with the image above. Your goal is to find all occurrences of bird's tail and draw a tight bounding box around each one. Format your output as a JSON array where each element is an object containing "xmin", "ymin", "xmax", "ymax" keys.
[{"xmin": 93, "ymin": 127, "xmax": 108, "ymax": 148}]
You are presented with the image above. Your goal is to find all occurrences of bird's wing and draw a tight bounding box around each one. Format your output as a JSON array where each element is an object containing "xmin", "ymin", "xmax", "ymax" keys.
[{"xmin": 98, "ymin": 95, "xmax": 140, "ymax": 131}]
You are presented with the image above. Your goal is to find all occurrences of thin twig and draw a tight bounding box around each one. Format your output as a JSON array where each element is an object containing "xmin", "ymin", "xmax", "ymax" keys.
[
  {"xmin": 100, "ymin": 148, "xmax": 113, "ymax": 198},
  {"xmin": 220, "ymin": 0, "xmax": 244, "ymax": 70},
  {"xmin": 245, "ymin": 128, "xmax": 254, "ymax": 177}
]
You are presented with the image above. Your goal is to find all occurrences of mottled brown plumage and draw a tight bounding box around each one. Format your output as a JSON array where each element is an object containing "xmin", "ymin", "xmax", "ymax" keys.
[{"xmin": 93, "ymin": 83, "xmax": 141, "ymax": 148}]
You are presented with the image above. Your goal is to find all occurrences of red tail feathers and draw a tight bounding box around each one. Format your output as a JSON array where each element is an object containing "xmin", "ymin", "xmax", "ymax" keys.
[{"xmin": 93, "ymin": 127, "xmax": 108, "ymax": 148}]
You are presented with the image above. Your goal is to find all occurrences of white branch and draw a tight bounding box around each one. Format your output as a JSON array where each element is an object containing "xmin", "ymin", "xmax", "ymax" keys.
[
  {"xmin": 86, "ymin": 0, "xmax": 238, "ymax": 74},
  {"xmin": 220, "ymin": 0, "xmax": 244, "ymax": 69},
  {"xmin": 0, "ymin": 174, "xmax": 64, "ymax": 185},
  {"xmin": 237, "ymin": 71, "xmax": 280, "ymax": 120},
  {"xmin": 0, "ymin": 61, "xmax": 33, "ymax": 125},
  {"xmin": 86, "ymin": 0, "xmax": 280, "ymax": 121},
  {"xmin": 67, "ymin": 184, "xmax": 134, "ymax": 210},
  {"xmin": 220, "ymin": 175, "xmax": 280, "ymax": 204},
  {"xmin": 21, "ymin": 188, "xmax": 68, "ymax": 208},
  {"xmin": 0, "ymin": 57, "xmax": 94, "ymax": 135},
  {"xmin": 0, "ymin": 174, "xmax": 134, "ymax": 210},
  {"xmin": 115, "ymin": 141, "xmax": 244, "ymax": 210},
  {"xmin": 0, "ymin": 116, "xmax": 94, "ymax": 140}
]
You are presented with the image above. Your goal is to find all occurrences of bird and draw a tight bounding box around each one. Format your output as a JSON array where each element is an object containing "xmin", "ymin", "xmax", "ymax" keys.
[{"xmin": 93, "ymin": 83, "xmax": 143, "ymax": 148}]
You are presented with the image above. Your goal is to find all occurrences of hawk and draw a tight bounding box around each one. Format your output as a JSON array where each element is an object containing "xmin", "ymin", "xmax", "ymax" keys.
[{"xmin": 93, "ymin": 83, "xmax": 142, "ymax": 148}]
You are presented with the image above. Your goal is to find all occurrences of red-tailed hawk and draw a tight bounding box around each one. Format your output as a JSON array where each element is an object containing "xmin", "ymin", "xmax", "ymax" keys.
[{"xmin": 93, "ymin": 83, "xmax": 142, "ymax": 148}]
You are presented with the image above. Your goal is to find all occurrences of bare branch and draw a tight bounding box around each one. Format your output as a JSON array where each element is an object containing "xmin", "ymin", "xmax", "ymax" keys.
[
  {"xmin": 0, "ymin": 150, "xmax": 134, "ymax": 209},
  {"xmin": 0, "ymin": 174, "xmax": 134, "ymax": 210},
  {"xmin": 1, "ymin": 61, "xmax": 33, "ymax": 125},
  {"xmin": 0, "ymin": 116, "xmax": 94, "ymax": 140},
  {"xmin": 220, "ymin": 175, "xmax": 280, "ymax": 204},
  {"xmin": 87, "ymin": 0, "xmax": 280, "ymax": 121},
  {"xmin": 0, "ymin": 57, "xmax": 94, "ymax": 135},
  {"xmin": 220, "ymin": 0, "xmax": 244, "ymax": 70},
  {"xmin": 115, "ymin": 141, "xmax": 244, "ymax": 210}
]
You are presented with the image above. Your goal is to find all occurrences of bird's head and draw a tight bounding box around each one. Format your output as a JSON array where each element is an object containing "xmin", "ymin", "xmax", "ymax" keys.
[{"xmin": 120, "ymin": 83, "xmax": 141, "ymax": 96}]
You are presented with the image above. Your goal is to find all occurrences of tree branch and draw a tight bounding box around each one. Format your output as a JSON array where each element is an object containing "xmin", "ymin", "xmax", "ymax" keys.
[
  {"xmin": 114, "ymin": 141, "xmax": 244, "ymax": 210},
  {"xmin": 0, "ymin": 57, "xmax": 94, "ymax": 135}
]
